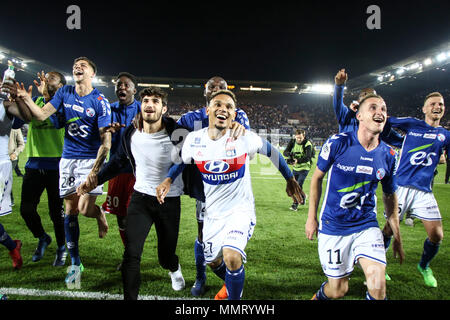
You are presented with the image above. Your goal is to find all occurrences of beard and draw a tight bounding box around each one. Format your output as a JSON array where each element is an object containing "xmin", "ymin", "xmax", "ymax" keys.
[
  {"xmin": 46, "ymin": 86, "xmax": 57, "ymax": 98},
  {"xmin": 143, "ymin": 110, "xmax": 163, "ymax": 124}
]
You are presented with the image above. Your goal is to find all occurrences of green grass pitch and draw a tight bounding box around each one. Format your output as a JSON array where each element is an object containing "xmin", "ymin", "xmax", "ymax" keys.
[{"xmin": 0, "ymin": 154, "xmax": 449, "ymax": 300}]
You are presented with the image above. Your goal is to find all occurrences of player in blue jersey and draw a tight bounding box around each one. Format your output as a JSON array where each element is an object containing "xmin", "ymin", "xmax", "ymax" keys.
[
  {"xmin": 16, "ymin": 57, "xmax": 112, "ymax": 288},
  {"xmin": 382, "ymin": 92, "xmax": 449, "ymax": 288},
  {"xmin": 100, "ymin": 72, "xmax": 140, "ymax": 269},
  {"xmin": 177, "ymin": 76, "xmax": 249, "ymax": 298},
  {"xmin": 333, "ymin": 69, "xmax": 404, "ymax": 148},
  {"xmin": 306, "ymin": 94, "xmax": 404, "ymax": 300}
]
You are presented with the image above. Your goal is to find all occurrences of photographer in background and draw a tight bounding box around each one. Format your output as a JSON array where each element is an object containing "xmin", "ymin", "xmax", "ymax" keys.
[{"xmin": 284, "ymin": 129, "xmax": 314, "ymax": 211}]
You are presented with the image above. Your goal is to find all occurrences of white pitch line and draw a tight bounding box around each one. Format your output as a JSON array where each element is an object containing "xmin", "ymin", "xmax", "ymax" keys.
[{"xmin": 0, "ymin": 287, "xmax": 210, "ymax": 300}]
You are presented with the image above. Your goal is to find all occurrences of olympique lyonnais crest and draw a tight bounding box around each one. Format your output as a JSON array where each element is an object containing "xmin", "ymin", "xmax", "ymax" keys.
[{"xmin": 225, "ymin": 137, "xmax": 237, "ymax": 157}]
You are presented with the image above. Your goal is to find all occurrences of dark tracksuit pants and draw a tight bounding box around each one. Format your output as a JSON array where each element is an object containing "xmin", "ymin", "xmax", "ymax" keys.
[
  {"xmin": 293, "ymin": 169, "xmax": 309, "ymax": 204},
  {"xmin": 20, "ymin": 168, "xmax": 65, "ymax": 247},
  {"xmin": 122, "ymin": 191, "xmax": 181, "ymax": 300}
]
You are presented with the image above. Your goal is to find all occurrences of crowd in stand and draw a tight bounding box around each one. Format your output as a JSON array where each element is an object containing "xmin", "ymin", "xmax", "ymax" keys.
[{"xmin": 167, "ymin": 86, "xmax": 450, "ymax": 143}]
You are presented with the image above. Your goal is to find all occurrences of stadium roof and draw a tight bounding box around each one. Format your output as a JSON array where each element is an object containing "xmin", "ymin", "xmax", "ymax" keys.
[{"xmin": 1, "ymin": 40, "xmax": 449, "ymax": 97}]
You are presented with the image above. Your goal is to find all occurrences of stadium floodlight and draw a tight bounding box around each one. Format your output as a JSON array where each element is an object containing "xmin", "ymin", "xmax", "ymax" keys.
[
  {"xmin": 396, "ymin": 68, "xmax": 405, "ymax": 75},
  {"xmin": 311, "ymin": 84, "xmax": 333, "ymax": 94},
  {"xmin": 407, "ymin": 62, "xmax": 421, "ymax": 71},
  {"xmin": 377, "ymin": 75, "xmax": 383, "ymax": 81},
  {"xmin": 299, "ymin": 84, "xmax": 333, "ymax": 95},
  {"xmin": 65, "ymin": 75, "xmax": 73, "ymax": 82},
  {"xmin": 240, "ymin": 86, "xmax": 271, "ymax": 92},
  {"xmin": 436, "ymin": 52, "xmax": 447, "ymax": 62},
  {"xmin": 138, "ymin": 83, "xmax": 170, "ymax": 88},
  {"xmin": 424, "ymin": 58, "xmax": 432, "ymax": 66},
  {"xmin": 0, "ymin": 53, "xmax": 5, "ymax": 60}
]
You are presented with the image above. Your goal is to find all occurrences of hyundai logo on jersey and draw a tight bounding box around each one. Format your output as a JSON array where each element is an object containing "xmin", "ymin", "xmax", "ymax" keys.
[
  {"xmin": 196, "ymin": 153, "xmax": 247, "ymax": 185},
  {"xmin": 204, "ymin": 160, "xmax": 230, "ymax": 174}
]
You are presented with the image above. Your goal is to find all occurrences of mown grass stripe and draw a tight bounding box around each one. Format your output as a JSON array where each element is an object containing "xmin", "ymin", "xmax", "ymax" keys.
[{"xmin": 0, "ymin": 287, "xmax": 209, "ymax": 300}]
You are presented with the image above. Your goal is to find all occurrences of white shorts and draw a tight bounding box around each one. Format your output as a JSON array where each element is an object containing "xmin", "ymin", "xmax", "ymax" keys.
[
  {"xmin": 395, "ymin": 186, "xmax": 441, "ymax": 221},
  {"xmin": 318, "ymin": 227, "xmax": 386, "ymax": 279},
  {"xmin": 0, "ymin": 160, "xmax": 13, "ymax": 216},
  {"xmin": 59, "ymin": 158, "xmax": 104, "ymax": 198},
  {"xmin": 202, "ymin": 209, "xmax": 256, "ymax": 264}
]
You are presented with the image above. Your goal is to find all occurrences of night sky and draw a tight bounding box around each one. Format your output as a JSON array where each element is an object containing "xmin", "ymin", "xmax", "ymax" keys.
[{"xmin": 1, "ymin": 1, "xmax": 449, "ymax": 82}]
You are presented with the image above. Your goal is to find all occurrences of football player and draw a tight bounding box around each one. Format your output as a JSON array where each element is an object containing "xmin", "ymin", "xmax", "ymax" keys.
[
  {"xmin": 15, "ymin": 57, "xmax": 112, "ymax": 288},
  {"xmin": 306, "ymin": 94, "xmax": 404, "ymax": 300},
  {"xmin": 157, "ymin": 90, "xmax": 304, "ymax": 300},
  {"xmin": 382, "ymin": 92, "xmax": 449, "ymax": 288}
]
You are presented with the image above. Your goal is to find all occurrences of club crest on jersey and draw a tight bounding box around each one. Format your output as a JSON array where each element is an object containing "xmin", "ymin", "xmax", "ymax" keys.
[
  {"xmin": 376, "ymin": 168, "xmax": 386, "ymax": 180},
  {"xmin": 86, "ymin": 107, "xmax": 95, "ymax": 117},
  {"xmin": 225, "ymin": 138, "xmax": 237, "ymax": 157},
  {"xmin": 437, "ymin": 133, "xmax": 445, "ymax": 142},
  {"xmin": 204, "ymin": 160, "xmax": 230, "ymax": 174}
]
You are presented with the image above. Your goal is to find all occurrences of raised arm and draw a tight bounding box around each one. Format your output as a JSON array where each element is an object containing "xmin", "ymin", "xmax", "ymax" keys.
[
  {"xmin": 16, "ymin": 82, "xmax": 56, "ymax": 121},
  {"xmin": 1, "ymin": 81, "xmax": 33, "ymax": 122},
  {"xmin": 333, "ymin": 69, "xmax": 350, "ymax": 125}
]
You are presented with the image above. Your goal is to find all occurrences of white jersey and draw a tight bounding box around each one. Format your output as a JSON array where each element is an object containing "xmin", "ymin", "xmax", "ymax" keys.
[
  {"xmin": 0, "ymin": 99, "xmax": 13, "ymax": 215},
  {"xmin": 131, "ymin": 129, "xmax": 183, "ymax": 197},
  {"xmin": 0, "ymin": 99, "xmax": 13, "ymax": 161},
  {"xmin": 182, "ymin": 128, "xmax": 263, "ymax": 219}
]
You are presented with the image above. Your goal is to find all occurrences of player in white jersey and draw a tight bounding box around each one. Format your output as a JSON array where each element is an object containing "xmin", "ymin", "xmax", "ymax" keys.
[
  {"xmin": 382, "ymin": 92, "xmax": 449, "ymax": 288},
  {"xmin": 306, "ymin": 94, "xmax": 404, "ymax": 300},
  {"xmin": 0, "ymin": 79, "xmax": 29, "ymax": 270},
  {"xmin": 157, "ymin": 89, "xmax": 305, "ymax": 300},
  {"xmin": 15, "ymin": 57, "xmax": 112, "ymax": 288},
  {"xmin": 176, "ymin": 76, "xmax": 248, "ymax": 298}
]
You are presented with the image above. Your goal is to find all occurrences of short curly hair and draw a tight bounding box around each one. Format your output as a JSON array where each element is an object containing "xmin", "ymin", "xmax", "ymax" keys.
[
  {"xmin": 139, "ymin": 87, "xmax": 168, "ymax": 106},
  {"xmin": 207, "ymin": 89, "xmax": 237, "ymax": 106}
]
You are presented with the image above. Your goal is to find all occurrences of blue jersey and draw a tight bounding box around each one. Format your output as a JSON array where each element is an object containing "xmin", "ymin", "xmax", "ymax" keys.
[
  {"xmin": 177, "ymin": 107, "xmax": 250, "ymax": 131},
  {"xmin": 388, "ymin": 117, "xmax": 450, "ymax": 192},
  {"xmin": 49, "ymin": 85, "xmax": 111, "ymax": 159},
  {"xmin": 110, "ymin": 100, "xmax": 141, "ymax": 156},
  {"xmin": 317, "ymin": 131, "xmax": 397, "ymax": 236}
]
